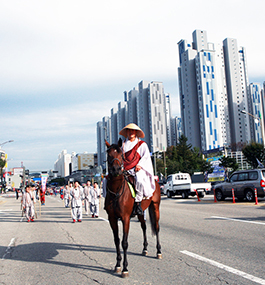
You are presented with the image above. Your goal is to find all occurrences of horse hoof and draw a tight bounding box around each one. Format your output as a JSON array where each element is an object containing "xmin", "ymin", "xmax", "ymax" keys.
[
  {"xmin": 157, "ymin": 253, "xmax": 162, "ymax": 259},
  {"xmin": 142, "ymin": 250, "xmax": 148, "ymax": 256},
  {"xmin": 122, "ymin": 271, "xmax": 129, "ymax": 278},
  {"xmin": 115, "ymin": 267, "xmax": 121, "ymax": 273}
]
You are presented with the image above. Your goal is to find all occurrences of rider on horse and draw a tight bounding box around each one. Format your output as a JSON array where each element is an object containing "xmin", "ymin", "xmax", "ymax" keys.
[{"xmin": 119, "ymin": 123, "xmax": 156, "ymax": 216}]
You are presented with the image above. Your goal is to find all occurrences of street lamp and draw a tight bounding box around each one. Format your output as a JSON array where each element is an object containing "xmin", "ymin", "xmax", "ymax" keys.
[
  {"xmin": 0, "ymin": 140, "xmax": 14, "ymax": 148},
  {"xmin": 241, "ymin": 110, "xmax": 264, "ymax": 146}
]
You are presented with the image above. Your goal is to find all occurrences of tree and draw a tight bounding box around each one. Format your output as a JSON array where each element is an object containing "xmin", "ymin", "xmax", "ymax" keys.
[
  {"xmin": 218, "ymin": 156, "xmax": 239, "ymax": 173},
  {"xmin": 160, "ymin": 135, "xmax": 213, "ymax": 176},
  {"xmin": 242, "ymin": 142, "xmax": 265, "ymax": 168}
]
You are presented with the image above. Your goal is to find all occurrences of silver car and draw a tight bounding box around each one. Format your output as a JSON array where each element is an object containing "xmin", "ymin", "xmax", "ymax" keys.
[{"xmin": 213, "ymin": 169, "xmax": 265, "ymax": 202}]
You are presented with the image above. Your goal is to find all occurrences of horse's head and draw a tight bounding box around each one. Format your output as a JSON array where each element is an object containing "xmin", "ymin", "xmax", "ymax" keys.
[{"xmin": 105, "ymin": 138, "xmax": 123, "ymax": 177}]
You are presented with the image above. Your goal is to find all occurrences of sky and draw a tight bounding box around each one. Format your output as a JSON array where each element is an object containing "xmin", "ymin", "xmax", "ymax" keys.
[{"xmin": 1, "ymin": 0, "xmax": 265, "ymax": 172}]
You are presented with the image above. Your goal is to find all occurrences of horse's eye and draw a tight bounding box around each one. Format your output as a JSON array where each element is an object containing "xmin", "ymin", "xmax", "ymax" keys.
[{"xmin": 113, "ymin": 150, "xmax": 117, "ymax": 152}]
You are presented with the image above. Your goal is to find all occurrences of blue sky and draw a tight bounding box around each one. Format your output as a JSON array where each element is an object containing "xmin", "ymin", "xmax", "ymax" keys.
[{"xmin": 1, "ymin": 0, "xmax": 265, "ymax": 171}]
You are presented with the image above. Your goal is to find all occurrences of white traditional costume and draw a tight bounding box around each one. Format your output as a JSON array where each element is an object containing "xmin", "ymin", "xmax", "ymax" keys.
[
  {"xmin": 22, "ymin": 188, "xmax": 35, "ymax": 222},
  {"xmin": 120, "ymin": 123, "xmax": 155, "ymax": 206},
  {"xmin": 84, "ymin": 183, "xmax": 93, "ymax": 215},
  {"xmin": 63, "ymin": 186, "xmax": 71, "ymax": 208},
  {"xmin": 70, "ymin": 184, "xmax": 84, "ymax": 222},
  {"xmin": 89, "ymin": 183, "xmax": 101, "ymax": 217}
]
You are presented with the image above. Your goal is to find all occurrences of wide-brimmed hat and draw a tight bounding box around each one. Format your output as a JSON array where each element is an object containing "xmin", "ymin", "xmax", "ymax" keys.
[{"xmin": 119, "ymin": 123, "xmax": 145, "ymax": 138}]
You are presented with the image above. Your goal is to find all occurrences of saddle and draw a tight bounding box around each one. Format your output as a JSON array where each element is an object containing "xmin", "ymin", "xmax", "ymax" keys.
[{"xmin": 124, "ymin": 173, "xmax": 136, "ymax": 198}]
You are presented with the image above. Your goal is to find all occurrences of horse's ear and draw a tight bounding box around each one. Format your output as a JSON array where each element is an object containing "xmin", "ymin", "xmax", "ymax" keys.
[
  {"xmin": 105, "ymin": 140, "xmax": 111, "ymax": 148},
  {"xmin": 118, "ymin": 138, "xmax": 122, "ymax": 147}
]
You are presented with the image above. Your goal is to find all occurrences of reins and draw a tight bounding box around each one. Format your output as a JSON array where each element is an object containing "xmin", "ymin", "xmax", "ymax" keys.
[{"xmin": 106, "ymin": 144, "xmax": 129, "ymax": 205}]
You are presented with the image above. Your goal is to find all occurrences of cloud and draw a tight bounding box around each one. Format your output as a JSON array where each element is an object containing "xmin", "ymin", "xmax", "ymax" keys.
[{"xmin": 1, "ymin": 0, "xmax": 265, "ymax": 171}]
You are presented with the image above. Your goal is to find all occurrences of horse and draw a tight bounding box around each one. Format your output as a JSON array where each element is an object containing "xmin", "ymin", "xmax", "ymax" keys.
[{"xmin": 104, "ymin": 139, "xmax": 162, "ymax": 278}]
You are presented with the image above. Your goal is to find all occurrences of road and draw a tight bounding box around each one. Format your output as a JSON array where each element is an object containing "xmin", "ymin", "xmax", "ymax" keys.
[{"xmin": 0, "ymin": 192, "xmax": 265, "ymax": 284}]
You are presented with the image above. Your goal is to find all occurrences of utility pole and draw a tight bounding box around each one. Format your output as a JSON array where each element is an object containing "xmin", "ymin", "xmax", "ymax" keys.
[{"xmin": 164, "ymin": 151, "xmax": 167, "ymax": 178}]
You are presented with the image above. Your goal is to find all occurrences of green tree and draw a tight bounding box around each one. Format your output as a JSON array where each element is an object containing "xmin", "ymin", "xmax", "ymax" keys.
[
  {"xmin": 242, "ymin": 142, "xmax": 265, "ymax": 168},
  {"xmin": 161, "ymin": 135, "xmax": 213, "ymax": 176},
  {"xmin": 218, "ymin": 156, "xmax": 239, "ymax": 173}
]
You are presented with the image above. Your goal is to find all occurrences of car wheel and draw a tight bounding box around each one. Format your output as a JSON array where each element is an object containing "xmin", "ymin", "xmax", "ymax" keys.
[
  {"xmin": 167, "ymin": 190, "xmax": 172, "ymax": 198},
  {"xmin": 215, "ymin": 189, "xmax": 224, "ymax": 201},
  {"xmin": 181, "ymin": 191, "xmax": 188, "ymax": 199},
  {"xmin": 198, "ymin": 192, "xmax": 204, "ymax": 198},
  {"xmin": 245, "ymin": 189, "xmax": 254, "ymax": 202}
]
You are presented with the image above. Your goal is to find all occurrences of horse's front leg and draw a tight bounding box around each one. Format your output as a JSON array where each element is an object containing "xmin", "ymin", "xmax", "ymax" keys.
[
  {"xmin": 121, "ymin": 216, "xmax": 130, "ymax": 278},
  {"xmin": 138, "ymin": 214, "xmax": 148, "ymax": 256},
  {"xmin": 109, "ymin": 216, "xmax": 122, "ymax": 273}
]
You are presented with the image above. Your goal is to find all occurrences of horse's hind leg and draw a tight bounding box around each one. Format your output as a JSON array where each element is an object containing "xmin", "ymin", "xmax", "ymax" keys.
[
  {"xmin": 149, "ymin": 202, "xmax": 162, "ymax": 259},
  {"xmin": 109, "ymin": 216, "xmax": 122, "ymax": 273},
  {"xmin": 138, "ymin": 214, "xmax": 148, "ymax": 256}
]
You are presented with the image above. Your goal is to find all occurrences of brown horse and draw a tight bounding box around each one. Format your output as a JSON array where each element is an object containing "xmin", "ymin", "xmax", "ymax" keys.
[{"xmin": 104, "ymin": 139, "xmax": 162, "ymax": 278}]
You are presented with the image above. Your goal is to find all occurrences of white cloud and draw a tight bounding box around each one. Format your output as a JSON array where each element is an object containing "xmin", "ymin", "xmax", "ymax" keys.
[{"xmin": 1, "ymin": 0, "xmax": 265, "ymax": 170}]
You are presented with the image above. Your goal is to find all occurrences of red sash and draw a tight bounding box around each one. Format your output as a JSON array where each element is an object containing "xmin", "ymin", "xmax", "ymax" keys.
[{"xmin": 123, "ymin": 141, "xmax": 144, "ymax": 170}]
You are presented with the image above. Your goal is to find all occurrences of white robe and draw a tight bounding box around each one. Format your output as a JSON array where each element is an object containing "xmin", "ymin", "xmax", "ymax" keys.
[
  {"xmin": 122, "ymin": 138, "xmax": 155, "ymax": 201},
  {"xmin": 70, "ymin": 186, "xmax": 84, "ymax": 207}
]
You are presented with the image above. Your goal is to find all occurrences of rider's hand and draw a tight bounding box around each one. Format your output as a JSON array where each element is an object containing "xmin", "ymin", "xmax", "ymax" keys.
[{"xmin": 135, "ymin": 165, "xmax": 142, "ymax": 172}]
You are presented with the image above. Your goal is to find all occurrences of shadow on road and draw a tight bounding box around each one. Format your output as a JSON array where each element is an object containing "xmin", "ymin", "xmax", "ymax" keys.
[{"xmin": 2, "ymin": 241, "xmax": 117, "ymax": 274}]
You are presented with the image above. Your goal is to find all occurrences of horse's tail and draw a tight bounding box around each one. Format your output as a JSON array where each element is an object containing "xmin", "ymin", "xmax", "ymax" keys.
[{"xmin": 148, "ymin": 201, "xmax": 159, "ymax": 236}]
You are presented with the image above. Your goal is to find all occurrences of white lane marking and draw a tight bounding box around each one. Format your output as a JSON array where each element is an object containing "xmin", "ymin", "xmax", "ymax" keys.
[
  {"xmin": 211, "ymin": 216, "xmax": 265, "ymax": 226},
  {"xmin": 0, "ymin": 209, "xmax": 13, "ymax": 212},
  {"xmin": 1, "ymin": 238, "xmax": 16, "ymax": 260},
  {"xmin": 100, "ymin": 217, "xmax": 108, "ymax": 222},
  {"xmin": 180, "ymin": 250, "xmax": 265, "ymax": 285}
]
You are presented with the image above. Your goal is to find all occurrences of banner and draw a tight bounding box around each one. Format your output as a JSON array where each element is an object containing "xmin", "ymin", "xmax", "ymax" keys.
[
  {"xmin": 206, "ymin": 156, "xmax": 225, "ymax": 182},
  {"xmin": 41, "ymin": 174, "xmax": 48, "ymax": 193}
]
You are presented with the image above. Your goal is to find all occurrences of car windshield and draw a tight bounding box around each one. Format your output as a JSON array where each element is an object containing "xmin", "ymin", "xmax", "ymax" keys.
[{"xmin": 230, "ymin": 174, "xmax": 238, "ymax": 182}]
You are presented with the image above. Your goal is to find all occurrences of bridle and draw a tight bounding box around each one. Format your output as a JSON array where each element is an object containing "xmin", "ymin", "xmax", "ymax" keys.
[
  {"xmin": 106, "ymin": 146, "xmax": 127, "ymax": 203},
  {"xmin": 109, "ymin": 157, "xmax": 124, "ymax": 169}
]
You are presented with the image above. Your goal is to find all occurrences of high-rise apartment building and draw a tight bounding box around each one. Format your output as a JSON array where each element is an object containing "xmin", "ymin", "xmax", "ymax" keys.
[
  {"xmin": 223, "ymin": 38, "xmax": 251, "ymax": 147},
  {"xmin": 171, "ymin": 116, "xmax": 182, "ymax": 146},
  {"xmin": 96, "ymin": 80, "xmax": 171, "ymax": 170},
  {"xmin": 248, "ymin": 83, "xmax": 264, "ymax": 144},
  {"xmin": 178, "ymin": 29, "xmax": 263, "ymax": 152},
  {"xmin": 178, "ymin": 30, "xmax": 230, "ymax": 151}
]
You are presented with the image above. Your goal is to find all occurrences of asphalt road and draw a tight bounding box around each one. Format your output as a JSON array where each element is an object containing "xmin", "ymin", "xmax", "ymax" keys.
[{"xmin": 0, "ymin": 192, "xmax": 265, "ymax": 285}]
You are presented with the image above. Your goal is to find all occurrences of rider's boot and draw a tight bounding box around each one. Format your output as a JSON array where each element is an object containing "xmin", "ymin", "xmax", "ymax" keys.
[{"xmin": 132, "ymin": 201, "xmax": 143, "ymax": 216}]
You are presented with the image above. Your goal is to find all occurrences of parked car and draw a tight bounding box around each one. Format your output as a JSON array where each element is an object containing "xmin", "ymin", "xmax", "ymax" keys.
[
  {"xmin": 213, "ymin": 169, "xmax": 265, "ymax": 202},
  {"xmin": 163, "ymin": 172, "xmax": 211, "ymax": 199}
]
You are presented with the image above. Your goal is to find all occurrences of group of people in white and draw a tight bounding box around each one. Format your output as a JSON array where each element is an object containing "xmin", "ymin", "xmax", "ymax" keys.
[
  {"xmin": 21, "ymin": 180, "xmax": 102, "ymax": 223},
  {"xmin": 63, "ymin": 180, "xmax": 101, "ymax": 223}
]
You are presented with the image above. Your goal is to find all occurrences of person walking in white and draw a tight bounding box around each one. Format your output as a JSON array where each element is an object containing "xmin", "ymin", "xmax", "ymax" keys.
[
  {"xmin": 70, "ymin": 180, "xmax": 84, "ymax": 223},
  {"xmin": 90, "ymin": 182, "xmax": 101, "ymax": 218},
  {"xmin": 22, "ymin": 185, "xmax": 35, "ymax": 222},
  {"xmin": 63, "ymin": 185, "xmax": 71, "ymax": 208},
  {"xmin": 84, "ymin": 181, "xmax": 92, "ymax": 215}
]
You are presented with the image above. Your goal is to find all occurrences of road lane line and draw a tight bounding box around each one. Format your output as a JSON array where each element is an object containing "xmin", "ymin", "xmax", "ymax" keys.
[
  {"xmin": 180, "ymin": 250, "xmax": 265, "ymax": 285},
  {"xmin": 211, "ymin": 216, "xmax": 265, "ymax": 226},
  {"xmin": 1, "ymin": 238, "xmax": 16, "ymax": 260}
]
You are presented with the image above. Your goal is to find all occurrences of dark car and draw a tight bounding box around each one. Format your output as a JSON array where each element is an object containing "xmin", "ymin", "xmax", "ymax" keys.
[{"xmin": 213, "ymin": 169, "xmax": 265, "ymax": 202}]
